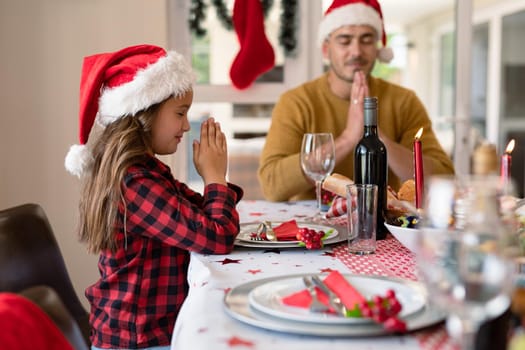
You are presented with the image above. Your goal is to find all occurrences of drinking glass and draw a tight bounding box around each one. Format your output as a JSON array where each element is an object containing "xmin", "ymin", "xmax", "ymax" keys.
[
  {"xmin": 300, "ymin": 133, "xmax": 335, "ymax": 222},
  {"xmin": 416, "ymin": 175, "xmax": 517, "ymax": 349}
]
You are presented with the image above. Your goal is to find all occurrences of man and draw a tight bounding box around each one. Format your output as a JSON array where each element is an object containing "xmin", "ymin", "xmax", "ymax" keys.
[{"xmin": 257, "ymin": 0, "xmax": 454, "ymax": 201}]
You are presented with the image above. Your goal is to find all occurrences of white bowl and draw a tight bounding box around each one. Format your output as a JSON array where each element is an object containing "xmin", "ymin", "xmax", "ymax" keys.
[{"xmin": 385, "ymin": 223, "xmax": 420, "ymax": 253}]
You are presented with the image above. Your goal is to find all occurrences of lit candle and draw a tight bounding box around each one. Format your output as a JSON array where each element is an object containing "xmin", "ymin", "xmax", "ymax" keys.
[
  {"xmin": 500, "ymin": 139, "xmax": 515, "ymax": 184},
  {"xmin": 414, "ymin": 127, "xmax": 424, "ymax": 209}
]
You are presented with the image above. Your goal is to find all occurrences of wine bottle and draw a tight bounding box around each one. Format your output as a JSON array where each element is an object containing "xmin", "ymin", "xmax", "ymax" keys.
[{"xmin": 353, "ymin": 97, "xmax": 388, "ymax": 240}]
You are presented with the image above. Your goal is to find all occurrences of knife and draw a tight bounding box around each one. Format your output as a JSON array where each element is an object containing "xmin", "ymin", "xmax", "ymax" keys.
[{"xmin": 311, "ymin": 275, "xmax": 347, "ymax": 316}]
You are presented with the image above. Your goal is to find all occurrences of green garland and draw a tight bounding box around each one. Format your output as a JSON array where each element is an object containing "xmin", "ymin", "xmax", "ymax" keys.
[{"xmin": 189, "ymin": 0, "xmax": 297, "ymax": 56}]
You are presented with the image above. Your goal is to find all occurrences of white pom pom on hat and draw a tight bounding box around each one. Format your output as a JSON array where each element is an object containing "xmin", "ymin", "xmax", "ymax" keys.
[
  {"xmin": 64, "ymin": 144, "xmax": 93, "ymax": 178},
  {"xmin": 64, "ymin": 44, "xmax": 196, "ymax": 177},
  {"xmin": 318, "ymin": 0, "xmax": 394, "ymax": 63}
]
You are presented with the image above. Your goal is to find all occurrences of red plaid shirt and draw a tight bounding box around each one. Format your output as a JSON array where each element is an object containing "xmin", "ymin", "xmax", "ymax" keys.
[{"xmin": 86, "ymin": 155, "xmax": 243, "ymax": 348}]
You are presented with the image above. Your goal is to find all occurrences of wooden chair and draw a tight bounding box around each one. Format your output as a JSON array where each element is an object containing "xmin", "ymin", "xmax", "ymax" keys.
[{"xmin": 0, "ymin": 203, "xmax": 90, "ymax": 348}]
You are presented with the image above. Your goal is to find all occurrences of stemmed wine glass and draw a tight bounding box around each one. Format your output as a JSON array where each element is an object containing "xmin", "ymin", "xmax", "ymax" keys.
[
  {"xmin": 416, "ymin": 175, "xmax": 517, "ymax": 349},
  {"xmin": 300, "ymin": 133, "xmax": 335, "ymax": 222}
]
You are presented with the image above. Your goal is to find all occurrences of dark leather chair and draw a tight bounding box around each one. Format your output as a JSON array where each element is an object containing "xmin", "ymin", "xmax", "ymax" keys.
[
  {"xmin": 0, "ymin": 203, "xmax": 90, "ymax": 349},
  {"xmin": 19, "ymin": 285, "xmax": 89, "ymax": 350}
]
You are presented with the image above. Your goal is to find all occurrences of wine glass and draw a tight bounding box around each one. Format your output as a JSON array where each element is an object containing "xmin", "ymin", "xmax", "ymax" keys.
[
  {"xmin": 416, "ymin": 175, "xmax": 517, "ymax": 349},
  {"xmin": 300, "ymin": 133, "xmax": 335, "ymax": 222}
]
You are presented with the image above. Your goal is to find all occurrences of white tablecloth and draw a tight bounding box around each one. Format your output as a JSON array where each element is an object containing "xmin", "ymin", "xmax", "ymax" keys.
[{"xmin": 171, "ymin": 200, "xmax": 451, "ymax": 350}]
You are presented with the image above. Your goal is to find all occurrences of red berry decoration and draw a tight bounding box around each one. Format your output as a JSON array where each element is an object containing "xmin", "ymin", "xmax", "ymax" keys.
[
  {"xmin": 351, "ymin": 290, "xmax": 407, "ymax": 333},
  {"xmin": 297, "ymin": 227, "xmax": 332, "ymax": 249}
]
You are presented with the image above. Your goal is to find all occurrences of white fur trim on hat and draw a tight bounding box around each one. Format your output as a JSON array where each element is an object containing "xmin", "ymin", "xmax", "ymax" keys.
[
  {"xmin": 97, "ymin": 51, "xmax": 196, "ymax": 126},
  {"xmin": 317, "ymin": 3, "xmax": 383, "ymax": 47},
  {"xmin": 64, "ymin": 144, "xmax": 94, "ymax": 178}
]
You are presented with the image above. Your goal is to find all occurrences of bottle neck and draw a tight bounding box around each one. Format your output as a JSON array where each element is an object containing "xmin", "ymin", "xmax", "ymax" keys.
[{"xmin": 363, "ymin": 124, "xmax": 378, "ymax": 136}]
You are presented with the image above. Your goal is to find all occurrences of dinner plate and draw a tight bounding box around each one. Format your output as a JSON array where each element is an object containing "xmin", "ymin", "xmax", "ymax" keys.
[
  {"xmin": 224, "ymin": 273, "xmax": 446, "ymax": 337},
  {"xmin": 235, "ymin": 222, "xmax": 343, "ymax": 248},
  {"xmin": 248, "ymin": 275, "xmax": 425, "ymax": 325}
]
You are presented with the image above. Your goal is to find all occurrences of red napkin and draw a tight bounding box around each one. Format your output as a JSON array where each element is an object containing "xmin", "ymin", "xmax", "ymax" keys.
[
  {"xmin": 273, "ymin": 220, "xmax": 300, "ymax": 241},
  {"xmin": 282, "ymin": 270, "xmax": 366, "ymax": 311}
]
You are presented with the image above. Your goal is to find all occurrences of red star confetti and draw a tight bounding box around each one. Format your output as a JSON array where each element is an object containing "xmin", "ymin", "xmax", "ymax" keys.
[
  {"xmin": 248, "ymin": 212, "xmax": 265, "ymax": 216},
  {"xmin": 225, "ymin": 336, "xmax": 255, "ymax": 347},
  {"xmin": 222, "ymin": 287, "xmax": 232, "ymax": 294},
  {"xmin": 247, "ymin": 269, "xmax": 262, "ymax": 275},
  {"xmin": 217, "ymin": 258, "xmax": 241, "ymax": 265},
  {"xmin": 320, "ymin": 267, "xmax": 336, "ymax": 273}
]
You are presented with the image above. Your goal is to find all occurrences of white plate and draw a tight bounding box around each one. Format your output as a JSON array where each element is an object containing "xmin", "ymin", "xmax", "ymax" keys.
[
  {"xmin": 385, "ymin": 223, "xmax": 420, "ymax": 252},
  {"xmin": 248, "ymin": 275, "xmax": 425, "ymax": 325},
  {"xmin": 235, "ymin": 222, "xmax": 339, "ymax": 247},
  {"xmin": 224, "ymin": 273, "xmax": 446, "ymax": 337}
]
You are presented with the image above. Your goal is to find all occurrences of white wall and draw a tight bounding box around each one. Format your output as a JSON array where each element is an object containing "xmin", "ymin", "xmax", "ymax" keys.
[{"xmin": 0, "ymin": 0, "xmax": 168, "ymax": 309}]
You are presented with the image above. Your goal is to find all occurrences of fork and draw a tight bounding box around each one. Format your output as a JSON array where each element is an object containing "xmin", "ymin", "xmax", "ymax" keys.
[
  {"xmin": 302, "ymin": 276, "xmax": 328, "ymax": 313},
  {"xmin": 250, "ymin": 223, "xmax": 265, "ymax": 241}
]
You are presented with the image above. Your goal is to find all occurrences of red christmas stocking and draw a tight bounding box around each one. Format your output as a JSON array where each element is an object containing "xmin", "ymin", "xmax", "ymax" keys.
[{"xmin": 229, "ymin": 0, "xmax": 275, "ymax": 90}]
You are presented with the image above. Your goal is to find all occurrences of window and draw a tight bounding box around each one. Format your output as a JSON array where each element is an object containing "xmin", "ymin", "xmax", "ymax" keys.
[{"xmin": 168, "ymin": 0, "xmax": 525, "ymax": 193}]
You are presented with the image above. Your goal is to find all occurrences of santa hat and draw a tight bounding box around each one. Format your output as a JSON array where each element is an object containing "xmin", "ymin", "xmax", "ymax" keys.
[
  {"xmin": 65, "ymin": 44, "xmax": 195, "ymax": 177},
  {"xmin": 318, "ymin": 0, "xmax": 393, "ymax": 63}
]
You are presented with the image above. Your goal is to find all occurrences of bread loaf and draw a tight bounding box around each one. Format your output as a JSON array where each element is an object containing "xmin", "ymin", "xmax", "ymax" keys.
[
  {"xmin": 397, "ymin": 179, "xmax": 416, "ymax": 205},
  {"xmin": 322, "ymin": 173, "xmax": 354, "ymax": 197}
]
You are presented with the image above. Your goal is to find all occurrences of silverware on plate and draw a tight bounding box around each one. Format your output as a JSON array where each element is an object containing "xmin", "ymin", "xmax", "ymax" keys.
[
  {"xmin": 302, "ymin": 276, "xmax": 328, "ymax": 313},
  {"xmin": 250, "ymin": 223, "xmax": 265, "ymax": 241},
  {"xmin": 311, "ymin": 275, "xmax": 347, "ymax": 316},
  {"xmin": 249, "ymin": 222, "xmax": 278, "ymax": 242}
]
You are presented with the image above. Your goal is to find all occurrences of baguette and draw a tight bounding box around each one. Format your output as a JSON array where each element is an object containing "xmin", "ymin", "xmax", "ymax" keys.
[{"xmin": 322, "ymin": 173, "xmax": 354, "ymax": 197}]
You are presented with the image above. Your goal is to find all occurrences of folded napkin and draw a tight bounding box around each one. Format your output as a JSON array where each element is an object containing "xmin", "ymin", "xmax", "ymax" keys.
[
  {"xmin": 281, "ymin": 270, "xmax": 365, "ymax": 311},
  {"xmin": 325, "ymin": 196, "xmax": 347, "ymax": 218},
  {"xmin": 273, "ymin": 220, "xmax": 300, "ymax": 241}
]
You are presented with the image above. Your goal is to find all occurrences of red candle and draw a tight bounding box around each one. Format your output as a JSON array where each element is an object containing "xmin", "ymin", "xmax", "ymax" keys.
[
  {"xmin": 414, "ymin": 128, "xmax": 424, "ymax": 209},
  {"xmin": 500, "ymin": 139, "xmax": 515, "ymax": 184}
]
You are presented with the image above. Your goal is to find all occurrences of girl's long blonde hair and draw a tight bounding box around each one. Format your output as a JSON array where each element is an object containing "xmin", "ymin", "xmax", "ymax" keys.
[{"xmin": 78, "ymin": 103, "xmax": 161, "ymax": 253}]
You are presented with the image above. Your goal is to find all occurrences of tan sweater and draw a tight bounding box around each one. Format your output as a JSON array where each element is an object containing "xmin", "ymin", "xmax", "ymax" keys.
[{"xmin": 257, "ymin": 73, "xmax": 455, "ymax": 201}]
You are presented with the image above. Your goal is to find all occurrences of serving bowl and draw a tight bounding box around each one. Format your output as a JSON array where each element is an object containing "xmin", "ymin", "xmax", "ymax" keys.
[{"xmin": 385, "ymin": 223, "xmax": 420, "ymax": 253}]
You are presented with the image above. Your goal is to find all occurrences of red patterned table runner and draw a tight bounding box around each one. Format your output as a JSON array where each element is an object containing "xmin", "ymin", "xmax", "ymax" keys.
[{"xmin": 333, "ymin": 234, "xmax": 456, "ymax": 350}]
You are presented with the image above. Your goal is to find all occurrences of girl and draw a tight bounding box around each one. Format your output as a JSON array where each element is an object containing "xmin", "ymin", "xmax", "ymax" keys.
[{"xmin": 65, "ymin": 44, "xmax": 243, "ymax": 349}]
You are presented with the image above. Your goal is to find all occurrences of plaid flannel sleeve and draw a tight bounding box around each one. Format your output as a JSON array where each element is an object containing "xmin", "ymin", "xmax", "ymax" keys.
[{"xmin": 123, "ymin": 169, "xmax": 242, "ymax": 255}]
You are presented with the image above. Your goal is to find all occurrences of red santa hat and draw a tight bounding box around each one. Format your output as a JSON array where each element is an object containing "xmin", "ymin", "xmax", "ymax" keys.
[
  {"xmin": 318, "ymin": 0, "xmax": 393, "ymax": 63},
  {"xmin": 65, "ymin": 44, "xmax": 195, "ymax": 177}
]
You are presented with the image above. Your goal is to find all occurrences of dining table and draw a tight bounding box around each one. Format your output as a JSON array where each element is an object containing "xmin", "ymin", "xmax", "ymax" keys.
[{"xmin": 170, "ymin": 200, "xmax": 455, "ymax": 350}]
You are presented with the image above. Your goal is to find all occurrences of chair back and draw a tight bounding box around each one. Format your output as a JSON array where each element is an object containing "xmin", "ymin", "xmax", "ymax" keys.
[
  {"xmin": 0, "ymin": 203, "xmax": 90, "ymax": 348},
  {"xmin": 19, "ymin": 285, "xmax": 89, "ymax": 350}
]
